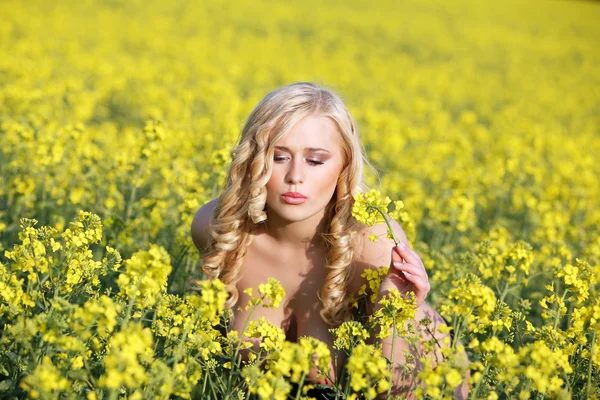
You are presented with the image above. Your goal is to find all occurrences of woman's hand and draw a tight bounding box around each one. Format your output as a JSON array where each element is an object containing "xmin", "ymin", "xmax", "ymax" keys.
[{"xmin": 377, "ymin": 242, "xmax": 430, "ymax": 308}]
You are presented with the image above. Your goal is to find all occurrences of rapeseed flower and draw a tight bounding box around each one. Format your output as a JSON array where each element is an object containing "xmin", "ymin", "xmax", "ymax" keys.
[
  {"xmin": 267, "ymin": 337, "xmax": 331, "ymax": 382},
  {"xmin": 352, "ymin": 189, "xmax": 405, "ymax": 244},
  {"xmin": 440, "ymin": 273, "xmax": 497, "ymax": 333},
  {"xmin": 370, "ymin": 289, "xmax": 417, "ymax": 339},
  {"xmin": 244, "ymin": 317, "xmax": 286, "ymax": 353},
  {"xmin": 243, "ymin": 277, "xmax": 286, "ymax": 310},
  {"xmin": 346, "ymin": 343, "xmax": 391, "ymax": 399},
  {"xmin": 116, "ymin": 244, "xmax": 172, "ymax": 308},
  {"xmin": 19, "ymin": 356, "xmax": 71, "ymax": 398},
  {"xmin": 330, "ymin": 320, "xmax": 370, "ymax": 351},
  {"xmin": 355, "ymin": 267, "xmax": 389, "ymax": 305},
  {"xmin": 98, "ymin": 322, "xmax": 154, "ymax": 390}
]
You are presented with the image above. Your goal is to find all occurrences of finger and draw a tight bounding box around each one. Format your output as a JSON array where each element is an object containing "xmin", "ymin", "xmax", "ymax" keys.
[
  {"xmin": 390, "ymin": 246, "xmax": 406, "ymax": 265},
  {"xmin": 393, "ymin": 244, "xmax": 424, "ymax": 269},
  {"xmin": 392, "ymin": 262, "xmax": 428, "ymax": 279},
  {"xmin": 401, "ymin": 271, "xmax": 430, "ymax": 292}
]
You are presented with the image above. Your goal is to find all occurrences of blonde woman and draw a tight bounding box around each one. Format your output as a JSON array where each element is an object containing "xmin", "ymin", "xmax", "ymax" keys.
[{"xmin": 190, "ymin": 82, "xmax": 468, "ymax": 398}]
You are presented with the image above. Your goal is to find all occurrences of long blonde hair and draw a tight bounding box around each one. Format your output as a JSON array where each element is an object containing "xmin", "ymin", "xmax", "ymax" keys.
[{"xmin": 190, "ymin": 82, "xmax": 379, "ymax": 326}]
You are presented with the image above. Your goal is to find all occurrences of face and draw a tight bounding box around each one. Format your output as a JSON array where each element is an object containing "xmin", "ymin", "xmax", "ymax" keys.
[{"xmin": 265, "ymin": 114, "xmax": 345, "ymax": 224}]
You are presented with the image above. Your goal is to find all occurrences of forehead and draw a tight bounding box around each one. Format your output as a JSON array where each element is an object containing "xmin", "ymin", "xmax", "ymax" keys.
[{"xmin": 274, "ymin": 114, "xmax": 342, "ymax": 152}]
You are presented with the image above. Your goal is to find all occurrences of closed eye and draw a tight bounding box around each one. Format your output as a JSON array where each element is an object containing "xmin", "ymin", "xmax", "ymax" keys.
[{"xmin": 273, "ymin": 156, "xmax": 324, "ymax": 166}]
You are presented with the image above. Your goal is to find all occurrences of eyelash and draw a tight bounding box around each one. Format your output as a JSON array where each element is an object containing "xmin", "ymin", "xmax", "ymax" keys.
[{"xmin": 273, "ymin": 156, "xmax": 324, "ymax": 166}]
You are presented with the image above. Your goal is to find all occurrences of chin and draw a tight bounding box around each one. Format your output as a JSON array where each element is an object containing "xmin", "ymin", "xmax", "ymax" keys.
[
  {"xmin": 267, "ymin": 201, "xmax": 315, "ymax": 221},
  {"xmin": 274, "ymin": 208, "xmax": 312, "ymax": 222}
]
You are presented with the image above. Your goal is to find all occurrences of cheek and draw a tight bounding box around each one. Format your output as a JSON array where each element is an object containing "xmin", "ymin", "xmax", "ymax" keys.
[
  {"xmin": 265, "ymin": 169, "xmax": 281, "ymax": 194},
  {"xmin": 316, "ymin": 167, "xmax": 342, "ymax": 192}
]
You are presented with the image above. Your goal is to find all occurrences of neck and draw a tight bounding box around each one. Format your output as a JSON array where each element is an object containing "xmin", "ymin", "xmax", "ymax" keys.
[{"xmin": 259, "ymin": 205, "xmax": 332, "ymax": 252}]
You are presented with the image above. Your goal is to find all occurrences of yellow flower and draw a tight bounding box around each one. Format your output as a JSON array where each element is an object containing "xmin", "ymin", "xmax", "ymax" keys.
[
  {"xmin": 346, "ymin": 344, "xmax": 391, "ymax": 399},
  {"xmin": 370, "ymin": 289, "xmax": 417, "ymax": 339},
  {"xmin": 116, "ymin": 245, "xmax": 173, "ymax": 309},
  {"xmin": 439, "ymin": 273, "xmax": 496, "ymax": 333},
  {"xmin": 258, "ymin": 278, "xmax": 286, "ymax": 309},
  {"xmin": 244, "ymin": 317, "xmax": 286, "ymax": 353},
  {"xmin": 352, "ymin": 189, "xmax": 406, "ymax": 245},
  {"xmin": 357, "ymin": 267, "xmax": 389, "ymax": 304},
  {"xmin": 98, "ymin": 322, "xmax": 154, "ymax": 390},
  {"xmin": 20, "ymin": 356, "xmax": 71, "ymax": 396},
  {"xmin": 330, "ymin": 321, "xmax": 370, "ymax": 351}
]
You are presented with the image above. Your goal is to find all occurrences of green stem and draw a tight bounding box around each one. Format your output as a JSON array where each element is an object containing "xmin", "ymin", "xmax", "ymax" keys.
[
  {"xmin": 209, "ymin": 363, "xmax": 228, "ymax": 396},
  {"xmin": 124, "ymin": 158, "xmax": 146, "ymax": 227},
  {"xmin": 119, "ymin": 270, "xmax": 146, "ymax": 329},
  {"xmin": 452, "ymin": 309, "xmax": 471, "ymax": 349},
  {"xmin": 207, "ymin": 371, "xmax": 218, "ymax": 399},
  {"xmin": 295, "ymin": 372, "xmax": 307, "ymax": 400},
  {"xmin": 369, "ymin": 206, "xmax": 399, "ymax": 246},
  {"xmin": 587, "ymin": 326, "xmax": 597, "ymax": 398},
  {"xmin": 202, "ymin": 369, "xmax": 208, "ymax": 395},
  {"xmin": 385, "ymin": 318, "xmax": 397, "ymax": 399},
  {"xmin": 499, "ymin": 280, "xmax": 512, "ymax": 303},
  {"xmin": 471, "ymin": 361, "xmax": 491, "ymax": 399},
  {"xmin": 226, "ymin": 299, "xmax": 262, "ymax": 390},
  {"xmin": 553, "ymin": 290, "xmax": 569, "ymax": 330},
  {"xmin": 107, "ymin": 388, "xmax": 118, "ymax": 400}
]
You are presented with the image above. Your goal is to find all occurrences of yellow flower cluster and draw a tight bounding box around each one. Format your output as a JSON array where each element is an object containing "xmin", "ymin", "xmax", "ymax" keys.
[
  {"xmin": 554, "ymin": 258, "xmax": 594, "ymax": 304},
  {"xmin": 370, "ymin": 289, "xmax": 417, "ymax": 339},
  {"xmin": 346, "ymin": 343, "xmax": 391, "ymax": 399},
  {"xmin": 4, "ymin": 219, "xmax": 56, "ymax": 286},
  {"xmin": 267, "ymin": 336, "xmax": 332, "ymax": 382},
  {"xmin": 62, "ymin": 211, "xmax": 103, "ymax": 249},
  {"xmin": 351, "ymin": 189, "xmax": 406, "ymax": 244},
  {"xmin": 416, "ymin": 357, "xmax": 465, "ymax": 399},
  {"xmin": 241, "ymin": 365, "xmax": 291, "ymax": 400},
  {"xmin": 330, "ymin": 320, "xmax": 370, "ymax": 351},
  {"xmin": 469, "ymin": 336, "xmax": 575, "ymax": 397},
  {"xmin": 98, "ymin": 322, "xmax": 154, "ymax": 390},
  {"xmin": 71, "ymin": 295, "xmax": 122, "ymax": 341},
  {"xmin": 518, "ymin": 340, "xmax": 573, "ymax": 395},
  {"xmin": 244, "ymin": 317, "xmax": 286, "ymax": 354},
  {"xmin": 19, "ymin": 356, "xmax": 71, "ymax": 398},
  {"xmin": 352, "ymin": 189, "xmax": 405, "ymax": 227},
  {"xmin": 440, "ymin": 274, "xmax": 497, "ymax": 332},
  {"xmin": 243, "ymin": 277, "xmax": 286, "ymax": 310},
  {"xmin": 186, "ymin": 278, "xmax": 229, "ymax": 325},
  {"xmin": 355, "ymin": 266, "xmax": 389, "ymax": 305},
  {"xmin": 116, "ymin": 244, "xmax": 172, "ymax": 308}
]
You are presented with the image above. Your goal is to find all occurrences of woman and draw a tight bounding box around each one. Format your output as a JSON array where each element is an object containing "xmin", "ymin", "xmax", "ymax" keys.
[{"xmin": 190, "ymin": 82, "xmax": 468, "ymax": 398}]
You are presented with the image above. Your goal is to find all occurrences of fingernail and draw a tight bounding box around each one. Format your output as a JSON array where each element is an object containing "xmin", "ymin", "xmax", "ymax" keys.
[
  {"xmin": 398, "ymin": 242, "xmax": 407, "ymax": 249},
  {"xmin": 393, "ymin": 262, "xmax": 403, "ymax": 267},
  {"xmin": 404, "ymin": 272, "xmax": 412, "ymax": 277}
]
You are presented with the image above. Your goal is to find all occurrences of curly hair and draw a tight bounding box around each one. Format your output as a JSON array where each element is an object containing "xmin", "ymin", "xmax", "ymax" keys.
[{"xmin": 188, "ymin": 81, "xmax": 379, "ymax": 327}]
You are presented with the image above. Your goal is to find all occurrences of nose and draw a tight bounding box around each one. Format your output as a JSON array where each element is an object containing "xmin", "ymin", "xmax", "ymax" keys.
[{"xmin": 285, "ymin": 158, "xmax": 304, "ymax": 185}]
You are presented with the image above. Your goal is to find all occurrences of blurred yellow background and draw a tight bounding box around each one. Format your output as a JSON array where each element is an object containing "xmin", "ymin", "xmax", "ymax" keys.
[{"xmin": 1, "ymin": 0, "xmax": 598, "ymax": 294}]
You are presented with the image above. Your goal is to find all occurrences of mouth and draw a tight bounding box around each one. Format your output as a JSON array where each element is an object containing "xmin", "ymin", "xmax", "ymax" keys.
[
  {"xmin": 282, "ymin": 192, "xmax": 307, "ymax": 199},
  {"xmin": 281, "ymin": 193, "xmax": 307, "ymax": 205}
]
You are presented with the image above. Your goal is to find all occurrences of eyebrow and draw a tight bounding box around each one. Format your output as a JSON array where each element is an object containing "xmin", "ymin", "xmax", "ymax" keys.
[{"xmin": 274, "ymin": 146, "xmax": 331, "ymax": 154}]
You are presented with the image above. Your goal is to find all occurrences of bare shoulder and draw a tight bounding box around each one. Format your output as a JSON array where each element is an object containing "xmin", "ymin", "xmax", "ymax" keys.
[
  {"xmin": 349, "ymin": 216, "xmax": 410, "ymax": 294},
  {"xmin": 190, "ymin": 198, "xmax": 219, "ymax": 252}
]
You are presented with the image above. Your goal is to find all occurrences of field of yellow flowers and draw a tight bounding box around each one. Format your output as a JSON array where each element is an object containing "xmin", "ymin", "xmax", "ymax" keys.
[{"xmin": 1, "ymin": 0, "xmax": 599, "ymax": 398}]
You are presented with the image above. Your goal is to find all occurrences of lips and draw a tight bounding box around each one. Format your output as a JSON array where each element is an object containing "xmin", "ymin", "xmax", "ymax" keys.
[
  {"xmin": 282, "ymin": 192, "xmax": 307, "ymax": 199},
  {"xmin": 281, "ymin": 192, "xmax": 307, "ymax": 205}
]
